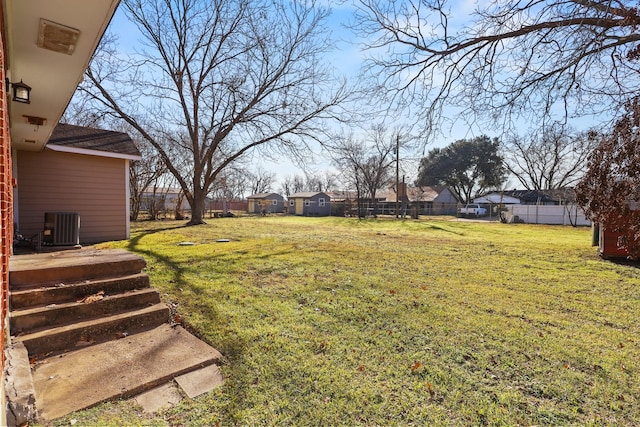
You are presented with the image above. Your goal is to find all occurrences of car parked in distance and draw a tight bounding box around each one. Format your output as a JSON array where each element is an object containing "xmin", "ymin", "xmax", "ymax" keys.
[{"xmin": 459, "ymin": 204, "xmax": 487, "ymax": 217}]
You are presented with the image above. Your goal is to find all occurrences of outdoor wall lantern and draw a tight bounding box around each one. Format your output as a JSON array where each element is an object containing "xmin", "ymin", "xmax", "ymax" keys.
[{"xmin": 12, "ymin": 80, "xmax": 31, "ymax": 104}]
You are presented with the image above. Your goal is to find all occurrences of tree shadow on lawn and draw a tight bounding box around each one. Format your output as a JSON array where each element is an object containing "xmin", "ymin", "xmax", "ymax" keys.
[
  {"xmin": 125, "ymin": 223, "xmax": 233, "ymax": 295},
  {"xmin": 125, "ymin": 223, "xmax": 250, "ymax": 385}
]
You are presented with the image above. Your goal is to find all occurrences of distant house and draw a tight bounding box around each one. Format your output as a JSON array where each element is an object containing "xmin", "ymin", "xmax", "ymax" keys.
[
  {"xmin": 140, "ymin": 187, "xmax": 191, "ymax": 214},
  {"xmin": 247, "ymin": 193, "xmax": 285, "ymax": 214},
  {"xmin": 288, "ymin": 192, "xmax": 331, "ymax": 216},
  {"xmin": 376, "ymin": 185, "xmax": 459, "ymax": 215},
  {"xmin": 16, "ymin": 123, "xmax": 141, "ymax": 244},
  {"xmin": 405, "ymin": 185, "xmax": 459, "ymax": 215}
]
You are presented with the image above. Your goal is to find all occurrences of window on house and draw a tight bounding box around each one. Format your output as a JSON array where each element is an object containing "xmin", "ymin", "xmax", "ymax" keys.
[
  {"xmin": 305, "ymin": 200, "xmax": 310, "ymax": 206},
  {"xmin": 272, "ymin": 200, "xmax": 278, "ymax": 205},
  {"xmin": 290, "ymin": 200, "xmax": 294, "ymax": 206},
  {"xmin": 319, "ymin": 198, "xmax": 325, "ymax": 207}
]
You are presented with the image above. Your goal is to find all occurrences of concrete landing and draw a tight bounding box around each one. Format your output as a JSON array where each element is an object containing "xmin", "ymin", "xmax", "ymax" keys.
[
  {"xmin": 30, "ymin": 323, "xmax": 223, "ymax": 421},
  {"xmin": 10, "ymin": 248, "xmax": 146, "ymax": 288}
]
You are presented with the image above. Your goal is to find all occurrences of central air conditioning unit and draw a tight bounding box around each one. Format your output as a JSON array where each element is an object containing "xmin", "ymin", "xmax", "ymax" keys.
[{"xmin": 43, "ymin": 212, "xmax": 80, "ymax": 246}]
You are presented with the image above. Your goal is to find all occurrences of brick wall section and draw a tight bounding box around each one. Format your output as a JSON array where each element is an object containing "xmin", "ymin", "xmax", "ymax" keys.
[{"xmin": 0, "ymin": 9, "xmax": 10, "ymax": 362}]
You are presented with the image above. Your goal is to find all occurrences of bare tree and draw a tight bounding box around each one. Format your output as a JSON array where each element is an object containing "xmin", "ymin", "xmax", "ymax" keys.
[
  {"xmin": 304, "ymin": 171, "xmax": 339, "ymax": 192},
  {"xmin": 279, "ymin": 174, "xmax": 307, "ymax": 197},
  {"xmin": 577, "ymin": 97, "xmax": 640, "ymax": 258},
  {"xmin": 502, "ymin": 123, "xmax": 598, "ymax": 190},
  {"xmin": 354, "ymin": 1, "xmax": 640, "ymax": 134},
  {"xmin": 129, "ymin": 138, "xmax": 168, "ymax": 220},
  {"xmin": 279, "ymin": 176, "xmax": 294, "ymax": 198},
  {"xmin": 248, "ymin": 167, "xmax": 276, "ymax": 195},
  {"xmin": 210, "ymin": 167, "xmax": 250, "ymax": 201},
  {"xmin": 329, "ymin": 125, "xmax": 399, "ymax": 217},
  {"xmin": 77, "ymin": 0, "xmax": 350, "ymax": 225}
]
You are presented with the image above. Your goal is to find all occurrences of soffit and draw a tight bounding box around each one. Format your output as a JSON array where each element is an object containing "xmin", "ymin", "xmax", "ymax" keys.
[{"xmin": 4, "ymin": 0, "xmax": 120, "ymax": 151}]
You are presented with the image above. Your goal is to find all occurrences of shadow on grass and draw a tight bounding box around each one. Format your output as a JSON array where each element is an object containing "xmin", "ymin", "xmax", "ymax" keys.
[
  {"xmin": 126, "ymin": 222, "xmax": 249, "ymax": 411},
  {"xmin": 127, "ymin": 223, "xmax": 192, "ymax": 291},
  {"xmin": 606, "ymin": 257, "xmax": 640, "ymax": 268}
]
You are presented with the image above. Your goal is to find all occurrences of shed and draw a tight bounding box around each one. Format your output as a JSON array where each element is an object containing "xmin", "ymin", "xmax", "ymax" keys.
[
  {"xmin": 288, "ymin": 192, "xmax": 331, "ymax": 216},
  {"xmin": 247, "ymin": 193, "xmax": 286, "ymax": 214},
  {"xmin": 16, "ymin": 123, "xmax": 141, "ymax": 244},
  {"xmin": 594, "ymin": 223, "xmax": 630, "ymax": 259}
]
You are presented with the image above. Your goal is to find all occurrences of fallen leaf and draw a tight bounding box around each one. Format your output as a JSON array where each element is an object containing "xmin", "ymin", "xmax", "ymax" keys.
[
  {"xmin": 410, "ymin": 361, "xmax": 422, "ymax": 372},
  {"xmin": 426, "ymin": 382, "xmax": 435, "ymax": 399},
  {"xmin": 79, "ymin": 290, "xmax": 105, "ymax": 304}
]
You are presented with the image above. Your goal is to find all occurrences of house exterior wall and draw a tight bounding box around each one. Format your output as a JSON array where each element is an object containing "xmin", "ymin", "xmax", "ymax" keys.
[
  {"xmin": 289, "ymin": 193, "xmax": 330, "ymax": 216},
  {"xmin": 248, "ymin": 199, "xmax": 258, "ymax": 213},
  {"xmin": 248, "ymin": 194, "xmax": 285, "ymax": 213},
  {"xmin": 0, "ymin": 9, "xmax": 11, "ymax": 381},
  {"xmin": 433, "ymin": 188, "xmax": 458, "ymax": 204},
  {"xmin": 17, "ymin": 149, "xmax": 128, "ymax": 244},
  {"xmin": 313, "ymin": 194, "xmax": 331, "ymax": 216}
]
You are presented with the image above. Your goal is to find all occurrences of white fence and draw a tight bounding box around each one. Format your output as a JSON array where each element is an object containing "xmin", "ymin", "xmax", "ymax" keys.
[{"xmin": 504, "ymin": 204, "xmax": 591, "ymax": 226}]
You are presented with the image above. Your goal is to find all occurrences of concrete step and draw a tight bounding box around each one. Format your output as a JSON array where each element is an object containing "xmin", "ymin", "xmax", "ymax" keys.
[
  {"xmin": 10, "ymin": 273, "xmax": 150, "ymax": 310},
  {"xmin": 10, "ymin": 288, "xmax": 162, "ymax": 335},
  {"xmin": 9, "ymin": 248, "xmax": 146, "ymax": 289},
  {"xmin": 16, "ymin": 303, "xmax": 170, "ymax": 357},
  {"xmin": 30, "ymin": 323, "xmax": 223, "ymax": 421}
]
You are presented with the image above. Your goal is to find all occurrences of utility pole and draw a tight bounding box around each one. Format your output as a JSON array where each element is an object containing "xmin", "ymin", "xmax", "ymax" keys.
[{"xmin": 395, "ymin": 134, "xmax": 400, "ymax": 219}]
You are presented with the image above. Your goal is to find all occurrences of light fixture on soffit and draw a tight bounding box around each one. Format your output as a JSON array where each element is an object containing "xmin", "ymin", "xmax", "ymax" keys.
[{"xmin": 37, "ymin": 19, "xmax": 80, "ymax": 55}]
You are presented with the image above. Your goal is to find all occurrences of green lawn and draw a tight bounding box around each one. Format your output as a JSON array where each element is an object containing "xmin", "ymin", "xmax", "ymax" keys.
[{"xmin": 57, "ymin": 216, "xmax": 639, "ymax": 426}]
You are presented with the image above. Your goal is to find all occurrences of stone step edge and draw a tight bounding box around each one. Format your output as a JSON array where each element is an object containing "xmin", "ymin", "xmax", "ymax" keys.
[
  {"xmin": 10, "ymin": 258, "xmax": 146, "ymax": 288},
  {"xmin": 10, "ymin": 273, "xmax": 151, "ymax": 309},
  {"xmin": 15, "ymin": 304, "xmax": 170, "ymax": 358},
  {"xmin": 10, "ymin": 288, "xmax": 161, "ymax": 335}
]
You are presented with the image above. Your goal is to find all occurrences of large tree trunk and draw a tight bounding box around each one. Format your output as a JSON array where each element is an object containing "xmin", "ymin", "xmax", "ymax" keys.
[{"xmin": 187, "ymin": 189, "xmax": 207, "ymax": 225}]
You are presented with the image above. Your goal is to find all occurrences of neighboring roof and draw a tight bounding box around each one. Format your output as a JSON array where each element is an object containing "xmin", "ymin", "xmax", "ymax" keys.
[
  {"xmin": 376, "ymin": 186, "xmax": 453, "ymax": 203},
  {"xmin": 375, "ymin": 188, "xmax": 405, "ymax": 202},
  {"xmin": 502, "ymin": 188, "xmax": 577, "ymax": 204},
  {"xmin": 406, "ymin": 186, "xmax": 453, "ymax": 202},
  {"xmin": 288, "ymin": 192, "xmax": 328, "ymax": 198},
  {"xmin": 248, "ymin": 193, "xmax": 282, "ymax": 199},
  {"xmin": 327, "ymin": 191, "xmax": 358, "ymax": 201},
  {"xmin": 46, "ymin": 123, "xmax": 141, "ymax": 160},
  {"xmin": 474, "ymin": 193, "xmax": 522, "ymax": 204}
]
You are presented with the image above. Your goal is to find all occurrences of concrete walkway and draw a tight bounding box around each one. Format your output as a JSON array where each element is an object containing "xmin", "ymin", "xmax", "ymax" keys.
[{"xmin": 26, "ymin": 323, "xmax": 223, "ymax": 421}]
